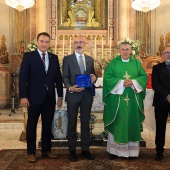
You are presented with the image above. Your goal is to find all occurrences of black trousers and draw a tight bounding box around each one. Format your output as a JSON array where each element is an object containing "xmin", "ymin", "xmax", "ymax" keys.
[
  {"xmin": 67, "ymin": 99, "xmax": 92, "ymax": 152},
  {"xmin": 26, "ymin": 93, "xmax": 55, "ymax": 155},
  {"xmin": 155, "ymin": 106, "xmax": 170, "ymax": 154}
]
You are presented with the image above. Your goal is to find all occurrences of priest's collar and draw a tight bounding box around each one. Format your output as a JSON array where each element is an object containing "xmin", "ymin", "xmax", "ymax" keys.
[{"xmin": 121, "ymin": 57, "xmax": 130, "ymax": 62}]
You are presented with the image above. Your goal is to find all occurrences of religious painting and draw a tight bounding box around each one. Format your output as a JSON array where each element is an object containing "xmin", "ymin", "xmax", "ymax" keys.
[
  {"xmin": 57, "ymin": 0, "xmax": 107, "ymax": 30},
  {"xmin": 0, "ymin": 34, "xmax": 10, "ymax": 67}
]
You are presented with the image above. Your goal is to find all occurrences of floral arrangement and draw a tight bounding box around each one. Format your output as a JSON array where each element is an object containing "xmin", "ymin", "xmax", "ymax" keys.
[
  {"xmin": 95, "ymin": 59, "xmax": 110, "ymax": 70},
  {"xmin": 117, "ymin": 37, "xmax": 142, "ymax": 56},
  {"xmin": 26, "ymin": 38, "xmax": 54, "ymax": 53}
]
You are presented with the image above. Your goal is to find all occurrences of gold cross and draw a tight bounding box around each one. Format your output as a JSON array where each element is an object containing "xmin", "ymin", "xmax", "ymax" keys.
[
  {"xmin": 124, "ymin": 93, "xmax": 130, "ymax": 106},
  {"xmin": 123, "ymin": 71, "xmax": 131, "ymax": 80}
]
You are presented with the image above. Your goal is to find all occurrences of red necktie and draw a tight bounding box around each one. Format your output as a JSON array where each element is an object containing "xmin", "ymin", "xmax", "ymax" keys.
[{"xmin": 42, "ymin": 53, "xmax": 46, "ymax": 68}]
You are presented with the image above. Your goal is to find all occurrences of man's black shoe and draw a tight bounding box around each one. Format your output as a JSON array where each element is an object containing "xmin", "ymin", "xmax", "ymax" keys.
[
  {"xmin": 155, "ymin": 153, "xmax": 163, "ymax": 161},
  {"xmin": 81, "ymin": 151, "xmax": 94, "ymax": 160},
  {"xmin": 109, "ymin": 154, "xmax": 118, "ymax": 159},
  {"xmin": 69, "ymin": 150, "xmax": 77, "ymax": 161}
]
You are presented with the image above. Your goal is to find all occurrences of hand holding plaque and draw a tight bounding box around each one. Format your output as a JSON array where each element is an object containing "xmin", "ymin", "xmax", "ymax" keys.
[{"xmin": 76, "ymin": 74, "xmax": 92, "ymax": 88}]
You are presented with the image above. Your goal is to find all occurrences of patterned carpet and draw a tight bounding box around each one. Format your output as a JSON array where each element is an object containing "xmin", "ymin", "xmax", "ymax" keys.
[{"xmin": 0, "ymin": 148, "xmax": 170, "ymax": 170}]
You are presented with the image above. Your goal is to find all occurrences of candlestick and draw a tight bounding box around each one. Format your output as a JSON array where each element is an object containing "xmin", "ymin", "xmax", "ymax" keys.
[
  {"xmin": 54, "ymin": 35, "xmax": 57, "ymax": 54},
  {"xmin": 109, "ymin": 37, "xmax": 112, "ymax": 60},
  {"xmin": 101, "ymin": 36, "xmax": 103, "ymax": 59},
  {"xmin": 62, "ymin": 36, "xmax": 65, "ymax": 57},
  {"xmin": 94, "ymin": 36, "xmax": 96, "ymax": 60}
]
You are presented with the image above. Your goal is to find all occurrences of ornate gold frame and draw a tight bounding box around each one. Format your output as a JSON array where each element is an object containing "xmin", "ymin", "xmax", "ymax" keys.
[{"xmin": 57, "ymin": 0, "xmax": 107, "ymax": 30}]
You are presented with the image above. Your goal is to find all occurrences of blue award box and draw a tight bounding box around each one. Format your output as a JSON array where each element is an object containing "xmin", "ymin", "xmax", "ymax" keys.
[{"xmin": 76, "ymin": 74, "xmax": 91, "ymax": 88}]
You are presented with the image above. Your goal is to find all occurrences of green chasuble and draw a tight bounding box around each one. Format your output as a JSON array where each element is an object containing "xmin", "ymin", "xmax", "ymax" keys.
[{"xmin": 103, "ymin": 55, "xmax": 148, "ymax": 144}]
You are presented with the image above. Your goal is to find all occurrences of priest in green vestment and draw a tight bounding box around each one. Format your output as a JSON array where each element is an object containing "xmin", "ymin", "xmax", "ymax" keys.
[{"xmin": 103, "ymin": 41, "xmax": 148, "ymax": 159}]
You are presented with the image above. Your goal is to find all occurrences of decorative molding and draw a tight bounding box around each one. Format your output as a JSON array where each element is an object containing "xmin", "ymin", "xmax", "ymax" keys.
[{"xmin": 51, "ymin": 0, "xmax": 56, "ymax": 40}]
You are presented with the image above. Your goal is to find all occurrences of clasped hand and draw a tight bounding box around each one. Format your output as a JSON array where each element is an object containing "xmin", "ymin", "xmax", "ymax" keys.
[{"xmin": 123, "ymin": 79, "xmax": 133, "ymax": 87}]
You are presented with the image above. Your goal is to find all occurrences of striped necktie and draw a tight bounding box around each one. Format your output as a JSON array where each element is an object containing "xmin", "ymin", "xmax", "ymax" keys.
[
  {"xmin": 42, "ymin": 53, "xmax": 46, "ymax": 69},
  {"xmin": 79, "ymin": 55, "xmax": 85, "ymax": 74}
]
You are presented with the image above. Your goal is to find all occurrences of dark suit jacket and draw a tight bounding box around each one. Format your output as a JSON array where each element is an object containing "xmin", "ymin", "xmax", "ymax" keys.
[
  {"xmin": 19, "ymin": 49, "xmax": 63, "ymax": 105},
  {"xmin": 152, "ymin": 62, "xmax": 170, "ymax": 108},
  {"xmin": 62, "ymin": 53, "xmax": 97, "ymax": 102}
]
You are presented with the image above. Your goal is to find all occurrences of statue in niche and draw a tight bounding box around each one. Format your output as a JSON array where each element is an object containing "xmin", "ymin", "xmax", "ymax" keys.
[{"xmin": 0, "ymin": 35, "xmax": 9, "ymax": 64}]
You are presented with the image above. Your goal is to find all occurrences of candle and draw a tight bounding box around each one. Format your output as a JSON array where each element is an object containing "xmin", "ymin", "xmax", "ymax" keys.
[
  {"xmin": 101, "ymin": 36, "xmax": 103, "ymax": 59},
  {"xmin": 54, "ymin": 35, "xmax": 57, "ymax": 54},
  {"xmin": 62, "ymin": 36, "xmax": 65, "ymax": 57},
  {"xmin": 94, "ymin": 36, "xmax": 96, "ymax": 60},
  {"xmin": 109, "ymin": 37, "xmax": 112, "ymax": 60},
  {"xmin": 69, "ymin": 36, "xmax": 71, "ymax": 54}
]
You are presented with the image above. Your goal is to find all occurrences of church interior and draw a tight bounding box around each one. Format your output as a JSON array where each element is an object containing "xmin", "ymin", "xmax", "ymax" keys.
[{"xmin": 1, "ymin": 0, "xmax": 170, "ymax": 159}]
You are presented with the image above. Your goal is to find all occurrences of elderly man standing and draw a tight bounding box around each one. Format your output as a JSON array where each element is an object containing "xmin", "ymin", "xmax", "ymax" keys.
[
  {"xmin": 152, "ymin": 46, "xmax": 170, "ymax": 161},
  {"xmin": 62, "ymin": 36, "xmax": 97, "ymax": 161},
  {"xmin": 103, "ymin": 41, "xmax": 148, "ymax": 159}
]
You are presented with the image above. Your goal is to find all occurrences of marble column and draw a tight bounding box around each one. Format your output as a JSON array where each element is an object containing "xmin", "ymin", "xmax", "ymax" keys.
[
  {"xmin": 118, "ymin": 0, "xmax": 129, "ymax": 39},
  {"xmin": 36, "ymin": 0, "xmax": 47, "ymax": 35}
]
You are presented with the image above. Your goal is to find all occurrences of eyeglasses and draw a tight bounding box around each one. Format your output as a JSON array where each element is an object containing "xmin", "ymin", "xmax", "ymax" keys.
[
  {"xmin": 163, "ymin": 51, "xmax": 170, "ymax": 55},
  {"xmin": 74, "ymin": 41, "xmax": 84, "ymax": 45},
  {"xmin": 120, "ymin": 49, "xmax": 131, "ymax": 51}
]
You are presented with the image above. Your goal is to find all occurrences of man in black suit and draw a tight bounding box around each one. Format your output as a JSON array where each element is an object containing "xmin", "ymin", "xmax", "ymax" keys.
[
  {"xmin": 152, "ymin": 46, "xmax": 170, "ymax": 161},
  {"xmin": 62, "ymin": 36, "xmax": 97, "ymax": 161},
  {"xmin": 19, "ymin": 32, "xmax": 63, "ymax": 163}
]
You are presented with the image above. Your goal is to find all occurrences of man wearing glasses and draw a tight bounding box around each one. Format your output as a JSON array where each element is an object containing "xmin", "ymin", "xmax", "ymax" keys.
[
  {"xmin": 103, "ymin": 41, "xmax": 148, "ymax": 159},
  {"xmin": 62, "ymin": 36, "xmax": 97, "ymax": 161},
  {"xmin": 152, "ymin": 46, "xmax": 170, "ymax": 161}
]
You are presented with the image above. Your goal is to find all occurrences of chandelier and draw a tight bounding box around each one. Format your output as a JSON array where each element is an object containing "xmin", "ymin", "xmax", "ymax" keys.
[
  {"xmin": 5, "ymin": 0, "xmax": 35, "ymax": 12},
  {"xmin": 131, "ymin": 0, "xmax": 161, "ymax": 13}
]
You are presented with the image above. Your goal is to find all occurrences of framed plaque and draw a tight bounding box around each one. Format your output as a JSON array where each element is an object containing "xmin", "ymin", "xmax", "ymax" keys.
[{"xmin": 76, "ymin": 74, "xmax": 91, "ymax": 88}]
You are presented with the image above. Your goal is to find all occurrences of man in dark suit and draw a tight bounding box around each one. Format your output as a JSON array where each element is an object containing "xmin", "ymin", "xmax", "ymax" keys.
[
  {"xmin": 152, "ymin": 46, "xmax": 170, "ymax": 161},
  {"xmin": 19, "ymin": 32, "xmax": 63, "ymax": 163},
  {"xmin": 62, "ymin": 36, "xmax": 97, "ymax": 161}
]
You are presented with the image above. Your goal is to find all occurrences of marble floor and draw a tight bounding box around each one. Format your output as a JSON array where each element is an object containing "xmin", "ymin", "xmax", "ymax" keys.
[{"xmin": 0, "ymin": 108, "xmax": 170, "ymax": 150}]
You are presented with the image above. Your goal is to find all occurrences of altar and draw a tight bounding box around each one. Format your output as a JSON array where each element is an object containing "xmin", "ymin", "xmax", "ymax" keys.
[{"xmin": 52, "ymin": 78, "xmax": 156, "ymax": 139}]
